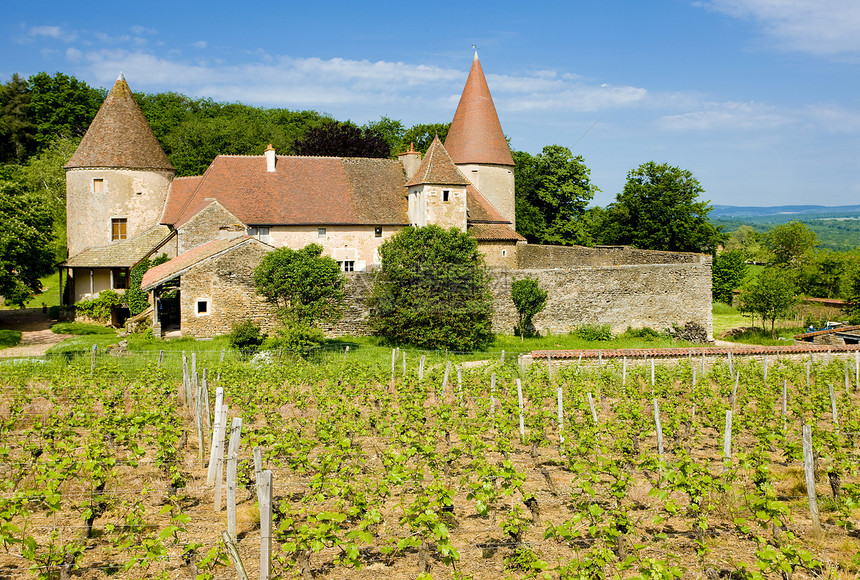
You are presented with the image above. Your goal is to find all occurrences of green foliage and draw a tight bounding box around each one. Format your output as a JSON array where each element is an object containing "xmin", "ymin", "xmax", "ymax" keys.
[
  {"xmin": 511, "ymin": 277, "xmax": 547, "ymax": 337},
  {"xmin": 254, "ymin": 244, "xmax": 345, "ymax": 327},
  {"xmin": 227, "ymin": 320, "xmax": 266, "ymax": 356},
  {"xmin": 599, "ymin": 161, "xmax": 722, "ymax": 253},
  {"xmin": 50, "ymin": 322, "xmax": 117, "ymax": 335},
  {"xmin": 763, "ymin": 220, "xmax": 818, "ymax": 266},
  {"xmin": 845, "ymin": 266, "xmax": 860, "ymax": 324},
  {"xmin": 400, "ymin": 122, "xmax": 450, "ymax": 154},
  {"xmin": 738, "ymin": 267, "xmax": 797, "ymax": 338},
  {"xmin": 570, "ymin": 324, "xmax": 613, "ymax": 341},
  {"xmin": 73, "ymin": 291, "xmax": 124, "ymax": 324},
  {"xmin": 293, "ymin": 119, "xmax": 389, "ymax": 158},
  {"xmin": 513, "ymin": 146, "xmax": 598, "ymax": 245},
  {"xmin": 712, "ymin": 250, "xmax": 748, "ymax": 304},
  {"xmin": 0, "ymin": 329, "xmax": 22, "ymax": 348},
  {"xmin": 723, "ymin": 225, "xmax": 768, "ymax": 262},
  {"xmin": 0, "ymin": 181, "xmax": 55, "ymax": 306},
  {"xmin": 368, "ymin": 225, "xmax": 493, "ymax": 351},
  {"xmin": 269, "ymin": 321, "xmax": 326, "ymax": 358},
  {"xmin": 125, "ymin": 254, "xmax": 169, "ymax": 317}
]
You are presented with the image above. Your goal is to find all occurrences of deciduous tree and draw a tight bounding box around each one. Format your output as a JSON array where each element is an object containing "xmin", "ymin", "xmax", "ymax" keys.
[
  {"xmin": 511, "ymin": 277, "xmax": 547, "ymax": 339},
  {"xmin": 712, "ymin": 250, "xmax": 748, "ymax": 305},
  {"xmin": 294, "ymin": 120, "xmax": 389, "ymax": 158},
  {"xmin": 0, "ymin": 182, "xmax": 54, "ymax": 306},
  {"xmin": 738, "ymin": 267, "xmax": 797, "ymax": 338},
  {"xmin": 763, "ymin": 220, "xmax": 818, "ymax": 266},
  {"xmin": 368, "ymin": 225, "xmax": 493, "ymax": 350}
]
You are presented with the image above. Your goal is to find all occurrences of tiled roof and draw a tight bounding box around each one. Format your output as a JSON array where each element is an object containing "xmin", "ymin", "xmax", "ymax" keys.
[
  {"xmin": 168, "ymin": 155, "xmax": 409, "ymax": 227},
  {"xmin": 161, "ymin": 176, "xmax": 203, "ymax": 225},
  {"xmin": 405, "ymin": 136, "xmax": 471, "ymax": 187},
  {"xmin": 531, "ymin": 343, "xmax": 860, "ymax": 360},
  {"xmin": 466, "ymin": 184, "xmax": 507, "ymax": 223},
  {"xmin": 62, "ymin": 225, "xmax": 173, "ymax": 268},
  {"xmin": 66, "ymin": 74, "xmax": 174, "ymax": 171},
  {"xmin": 141, "ymin": 236, "xmax": 263, "ymax": 290},
  {"xmin": 444, "ymin": 55, "xmax": 514, "ymax": 167},
  {"xmin": 469, "ymin": 223, "xmax": 525, "ymax": 242}
]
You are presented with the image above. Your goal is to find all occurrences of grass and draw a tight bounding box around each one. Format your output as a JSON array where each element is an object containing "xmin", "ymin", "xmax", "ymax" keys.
[
  {"xmin": 712, "ymin": 301, "xmax": 805, "ymax": 344},
  {"xmin": 0, "ymin": 329, "xmax": 23, "ymax": 349},
  {"xmin": 51, "ymin": 322, "xmax": 117, "ymax": 335},
  {"xmin": 0, "ymin": 272, "xmax": 62, "ymax": 310}
]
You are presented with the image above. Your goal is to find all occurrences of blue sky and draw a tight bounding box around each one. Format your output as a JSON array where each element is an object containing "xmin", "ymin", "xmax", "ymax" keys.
[{"xmin": 3, "ymin": 0, "xmax": 860, "ymax": 207}]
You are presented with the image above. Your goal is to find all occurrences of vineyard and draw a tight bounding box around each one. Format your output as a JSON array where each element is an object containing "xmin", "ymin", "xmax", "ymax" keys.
[{"xmin": 0, "ymin": 347, "xmax": 859, "ymax": 579}]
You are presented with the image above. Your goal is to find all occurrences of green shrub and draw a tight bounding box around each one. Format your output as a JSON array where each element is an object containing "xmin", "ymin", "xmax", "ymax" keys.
[
  {"xmin": 269, "ymin": 322, "xmax": 325, "ymax": 359},
  {"xmin": 47, "ymin": 305, "xmax": 61, "ymax": 319},
  {"xmin": 570, "ymin": 323, "xmax": 613, "ymax": 341},
  {"xmin": 227, "ymin": 320, "xmax": 266, "ymax": 356},
  {"xmin": 620, "ymin": 326, "xmax": 665, "ymax": 341},
  {"xmin": 73, "ymin": 290, "xmax": 123, "ymax": 323},
  {"xmin": 0, "ymin": 329, "xmax": 23, "ymax": 349},
  {"xmin": 50, "ymin": 322, "xmax": 116, "ymax": 335}
]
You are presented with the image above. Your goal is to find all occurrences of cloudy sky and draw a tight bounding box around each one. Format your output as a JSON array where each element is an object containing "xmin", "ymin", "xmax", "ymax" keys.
[{"xmin": 3, "ymin": 0, "xmax": 860, "ymax": 207}]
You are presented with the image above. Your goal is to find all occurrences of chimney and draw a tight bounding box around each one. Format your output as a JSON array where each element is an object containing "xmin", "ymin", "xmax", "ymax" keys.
[
  {"xmin": 398, "ymin": 143, "xmax": 422, "ymax": 179},
  {"xmin": 265, "ymin": 144, "xmax": 276, "ymax": 172}
]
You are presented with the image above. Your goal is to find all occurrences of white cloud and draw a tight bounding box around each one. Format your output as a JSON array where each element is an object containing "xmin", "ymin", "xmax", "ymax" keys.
[
  {"xmin": 65, "ymin": 47, "xmax": 82, "ymax": 63},
  {"xmin": 659, "ymin": 100, "xmax": 790, "ymax": 131},
  {"xmin": 700, "ymin": 0, "xmax": 860, "ymax": 55},
  {"xmin": 192, "ymin": 40, "xmax": 208, "ymax": 49},
  {"xmin": 26, "ymin": 25, "xmax": 76, "ymax": 42},
  {"xmin": 130, "ymin": 25, "xmax": 157, "ymax": 36},
  {"xmin": 803, "ymin": 103, "xmax": 860, "ymax": 133}
]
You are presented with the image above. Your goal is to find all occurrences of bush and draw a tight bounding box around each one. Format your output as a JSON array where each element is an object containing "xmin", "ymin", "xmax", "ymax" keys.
[
  {"xmin": 0, "ymin": 329, "xmax": 23, "ymax": 349},
  {"xmin": 47, "ymin": 305, "xmax": 61, "ymax": 319},
  {"xmin": 73, "ymin": 290, "xmax": 123, "ymax": 323},
  {"xmin": 269, "ymin": 322, "xmax": 325, "ymax": 359},
  {"xmin": 570, "ymin": 323, "xmax": 612, "ymax": 341},
  {"xmin": 50, "ymin": 322, "xmax": 117, "ymax": 335},
  {"xmin": 227, "ymin": 320, "xmax": 266, "ymax": 356},
  {"xmin": 620, "ymin": 326, "xmax": 665, "ymax": 341},
  {"xmin": 511, "ymin": 277, "xmax": 547, "ymax": 338}
]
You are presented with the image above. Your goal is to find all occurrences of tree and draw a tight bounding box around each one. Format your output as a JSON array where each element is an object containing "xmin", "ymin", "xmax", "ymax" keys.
[
  {"xmin": 844, "ymin": 267, "xmax": 860, "ymax": 324},
  {"xmin": 0, "ymin": 182, "xmax": 54, "ymax": 306},
  {"xmin": 364, "ymin": 116, "xmax": 405, "ymax": 157},
  {"xmin": 511, "ymin": 277, "xmax": 547, "ymax": 339},
  {"xmin": 254, "ymin": 244, "xmax": 344, "ymax": 326},
  {"xmin": 711, "ymin": 250, "xmax": 748, "ymax": 305},
  {"xmin": 0, "ymin": 73, "xmax": 34, "ymax": 163},
  {"xmin": 368, "ymin": 225, "xmax": 494, "ymax": 351},
  {"xmin": 723, "ymin": 225, "xmax": 767, "ymax": 262},
  {"xmin": 27, "ymin": 72, "xmax": 103, "ymax": 151},
  {"xmin": 738, "ymin": 267, "xmax": 797, "ymax": 338},
  {"xmin": 513, "ymin": 146, "xmax": 598, "ymax": 245},
  {"xmin": 763, "ymin": 220, "xmax": 818, "ymax": 266},
  {"xmin": 401, "ymin": 122, "xmax": 451, "ymax": 154},
  {"xmin": 599, "ymin": 162, "xmax": 722, "ymax": 253},
  {"xmin": 293, "ymin": 120, "xmax": 389, "ymax": 158}
]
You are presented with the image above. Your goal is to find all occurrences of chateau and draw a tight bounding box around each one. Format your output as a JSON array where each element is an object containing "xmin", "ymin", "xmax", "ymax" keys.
[{"xmin": 61, "ymin": 54, "xmax": 714, "ymax": 340}]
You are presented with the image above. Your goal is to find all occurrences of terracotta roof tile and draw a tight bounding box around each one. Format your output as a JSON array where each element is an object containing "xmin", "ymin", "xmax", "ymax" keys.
[
  {"xmin": 66, "ymin": 74, "xmax": 173, "ymax": 171},
  {"xmin": 466, "ymin": 184, "xmax": 507, "ymax": 223},
  {"xmin": 141, "ymin": 236, "xmax": 263, "ymax": 290},
  {"xmin": 405, "ymin": 137, "xmax": 471, "ymax": 187},
  {"xmin": 169, "ymin": 155, "xmax": 409, "ymax": 227},
  {"xmin": 444, "ymin": 55, "xmax": 514, "ymax": 167},
  {"xmin": 161, "ymin": 176, "xmax": 202, "ymax": 225},
  {"xmin": 469, "ymin": 223, "xmax": 525, "ymax": 242}
]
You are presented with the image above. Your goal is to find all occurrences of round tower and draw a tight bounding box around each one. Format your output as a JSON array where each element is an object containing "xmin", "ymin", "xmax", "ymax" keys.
[{"xmin": 65, "ymin": 73, "xmax": 174, "ymax": 257}]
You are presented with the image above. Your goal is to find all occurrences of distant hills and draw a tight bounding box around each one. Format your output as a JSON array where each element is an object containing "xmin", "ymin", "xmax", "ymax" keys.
[{"xmin": 712, "ymin": 205, "xmax": 860, "ymax": 219}]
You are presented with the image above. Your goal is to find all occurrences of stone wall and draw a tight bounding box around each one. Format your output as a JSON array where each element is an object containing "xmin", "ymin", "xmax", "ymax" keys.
[
  {"xmin": 178, "ymin": 201, "xmax": 245, "ymax": 254},
  {"xmin": 328, "ymin": 261, "xmax": 713, "ymax": 340},
  {"xmin": 517, "ymin": 243, "xmax": 708, "ymax": 269}
]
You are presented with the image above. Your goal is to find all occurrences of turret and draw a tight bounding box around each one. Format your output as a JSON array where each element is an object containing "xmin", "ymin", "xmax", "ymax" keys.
[
  {"xmin": 65, "ymin": 73, "xmax": 174, "ymax": 257},
  {"xmin": 405, "ymin": 136, "xmax": 470, "ymax": 231},
  {"xmin": 444, "ymin": 53, "xmax": 516, "ymax": 228}
]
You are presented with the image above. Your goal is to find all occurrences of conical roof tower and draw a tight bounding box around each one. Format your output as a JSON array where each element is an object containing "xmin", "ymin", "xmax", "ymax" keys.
[
  {"xmin": 444, "ymin": 53, "xmax": 514, "ymax": 167},
  {"xmin": 66, "ymin": 73, "xmax": 173, "ymax": 170}
]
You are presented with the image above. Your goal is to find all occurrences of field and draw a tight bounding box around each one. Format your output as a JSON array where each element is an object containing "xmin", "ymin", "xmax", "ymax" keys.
[{"xmin": 0, "ymin": 347, "xmax": 859, "ymax": 580}]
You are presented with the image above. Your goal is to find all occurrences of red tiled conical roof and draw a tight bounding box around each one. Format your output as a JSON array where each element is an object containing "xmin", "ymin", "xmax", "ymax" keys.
[
  {"xmin": 444, "ymin": 55, "xmax": 514, "ymax": 167},
  {"xmin": 66, "ymin": 74, "xmax": 174, "ymax": 171},
  {"xmin": 405, "ymin": 136, "xmax": 471, "ymax": 187}
]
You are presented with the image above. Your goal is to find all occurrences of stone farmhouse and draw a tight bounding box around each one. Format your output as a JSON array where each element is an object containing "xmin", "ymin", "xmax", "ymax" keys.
[{"xmin": 61, "ymin": 54, "xmax": 714, "ymax": 340}]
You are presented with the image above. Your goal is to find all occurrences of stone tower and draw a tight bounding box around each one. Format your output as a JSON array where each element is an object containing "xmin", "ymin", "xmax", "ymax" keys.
[
  {"xmin": 65, "ymin": 73, "xmax": 174, "ymax": 257},
  {"xmin": 444, "ymin": 53, "xmax": 516, "ymax": 229},
  {"xmin": 406, "ymin": 136, "xmax": 470, "ymax": 231}
]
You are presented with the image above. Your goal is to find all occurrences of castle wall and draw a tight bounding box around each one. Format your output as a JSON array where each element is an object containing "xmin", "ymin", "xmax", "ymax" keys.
[
  {"xmin": 66, "ymin": 168, "xmax": 172, "ymax": 257},
  {"xmin": 478, "ymin": 240, "xmax": 519, "ymax": 268},
  {"xmin": 457, "ymin": 163, "xmax": 515, "ymax": 228},
  {"xmin": 517, "ymin": 243, "xmax": 707, "ymax": 268}
]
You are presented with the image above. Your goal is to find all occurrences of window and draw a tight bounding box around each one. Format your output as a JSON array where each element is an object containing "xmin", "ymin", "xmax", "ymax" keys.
[
  {"xmin": 111, "ymin": 218, "xmax": 127, "ymax": 241},
  {"xmin": 93, "ymin": 178, "xmax": 104, "ymax": 193},
  {"xmin": 374, "ymin": 226, "xmax": 383, "ymax": 238},
  {"xmin": 339, "ymin": 260, "xmax": 355, "ymax": 272},
  {"xmin": 318, "ymin": 227, "xmax": 326, "ymax": 239},
  {"xmin": 248, "ymin": 226, "xmax": 271, "ymax": 243},
  {"xmin": 197, "ymin": 300, "xmax": 209, "ymax": 315},
  {"xmin": 112, "ymin": 268, "xmax": 129, "ymax": 289},
  {"xmin": 442, "ymin": 190, "xmax": 450, "ymax": 202},
  {"xmin": 502, "ymin": 249, "xmax": 507, "ymax": 257}
]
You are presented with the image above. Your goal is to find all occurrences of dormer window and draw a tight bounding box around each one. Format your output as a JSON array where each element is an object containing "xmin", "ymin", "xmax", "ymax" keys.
[
  {"xmin": 93, "ymin": 178, "xmax": 104, "ymax": 193},
  {"xmin": 442, "ymin": 190, "xmax": 450, "ymax": 202}
]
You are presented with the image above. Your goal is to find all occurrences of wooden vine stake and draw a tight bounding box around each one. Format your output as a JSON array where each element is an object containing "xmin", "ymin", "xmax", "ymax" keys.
[
  {"xmin": 782, "ymin": 380, "xmax": 788, "ymax": 431},
  {"xmin": 622, "ymin": 356, "xmax": 627, "ymax": 386},
  {"xmin": 728, "ymin": 350, "xmax": 733, "ymax": 378},
  {"xmin": 226, "ymin": 417, "xmax": 243, "ymax": 540},
  {"xmin": 557, "ymin": 387, "xmax": 564, "ymax": 446},
  {"xmin": 763, "ymin": 354, "xmax": 768, "ymax": 384},
  {"xmin": 500, "ymin": 349, "xmax": 505, "ymax": 364},
  {"xmin": 731, "ymin": 373, "xmax": 739, "ymax": 414},
  {"xmin": 213, "ymin": 404, "xmax": 228, "ymax": 511},
  {"xmin": 829, "ymin": 384, "xmax": 838, "ymax": 429},
  {"xmin": 441, "ymin": 361, "xmax": 451, "ymax": 396},
  {"xmin": 456, "ymin": 366, "xmax": 463, "ymax": 396},
  {"xmin": 490, "ymin": 374, "xmax": 496, "ymax": 417},
  {"xmin": 806, "ymin": 360, "xmax": 811, "ymax": 388},
  {"xmin": 701, "ymin": 350, "xmax": 706, "ymax": 376},
  {"xmin": 587, "ymin": 392, "xmax": 598, "ymax": 425},
  {"xmin": 802, "ymin": 424, "xmax": 821, "ymax": 534},
  {"xmin": 516, "ymin": 379, "xmax": 525, "ymax": 441},
  {"xmin": 653, "ymin": 399, "xmax": 664, "ymax": 458},
  {"xmin": 692, "ymin": 368, "xmax": 696, "ymax": 387},
  {"xmin": 90, "ymin": 344, "xmax": 97, "ymax": 375},
  {"xmin": 845, "ymin": 360, "xmax": 850, "ymax": 394},
  {"xmin": 158, "ymin": 349, "xmax": 164, "ymax": 368},
  {"xmin": 220, "ymin": 347, "xmax": 225, "ymax": 363},
  {"xmin": 207, "ymin": 388, "xmax": 224, "ymax": 486},
  {"xmin": 253, "ymin": 446, "xmax": 263, "ymax": 505},
  {"xmin": 723, "ymin": 410, "xmax": 733, "ymax": 461},
  {"xmin": 221, "ymin": 530, "xmax": 249, "ymax": 580},
  {"xmin": 201, "ymin": 369, "xmax": 211, "ymax": 430},
  {"xmin": 546, "ymin": 354, "xmax": 553, "ymax": 383},
  {"xmin": 650, "ymin": 360, "xmax": 655, "ymax": 388},
  {"xmin": 259, "ymin": 469, "xmax": 273, "ymax": 580},
  {"xmin": 195, "ymin": 383, "xmax": 205, "ymax": 465},
  {"xmin": 390, "ymin": 348, "xmax": 396, "ymax": 383},
  {"xmin": 418, "ymin": 355, "xmax": 425, "ymax": 382}
]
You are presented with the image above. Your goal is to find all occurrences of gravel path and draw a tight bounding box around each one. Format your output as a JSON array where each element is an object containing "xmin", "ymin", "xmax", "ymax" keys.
[{"xmin": 0, "ymin": 309, "xmax": 72, "ymax": 358}]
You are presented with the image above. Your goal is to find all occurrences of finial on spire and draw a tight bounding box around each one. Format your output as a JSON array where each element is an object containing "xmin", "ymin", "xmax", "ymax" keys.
[
  {"xmin": 117, "ymin": 72, "xmax": 126, "ymax": 82},
  {"xmin": 472, "ymin": 45, "xmax": 478, "ymax": 60}
]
